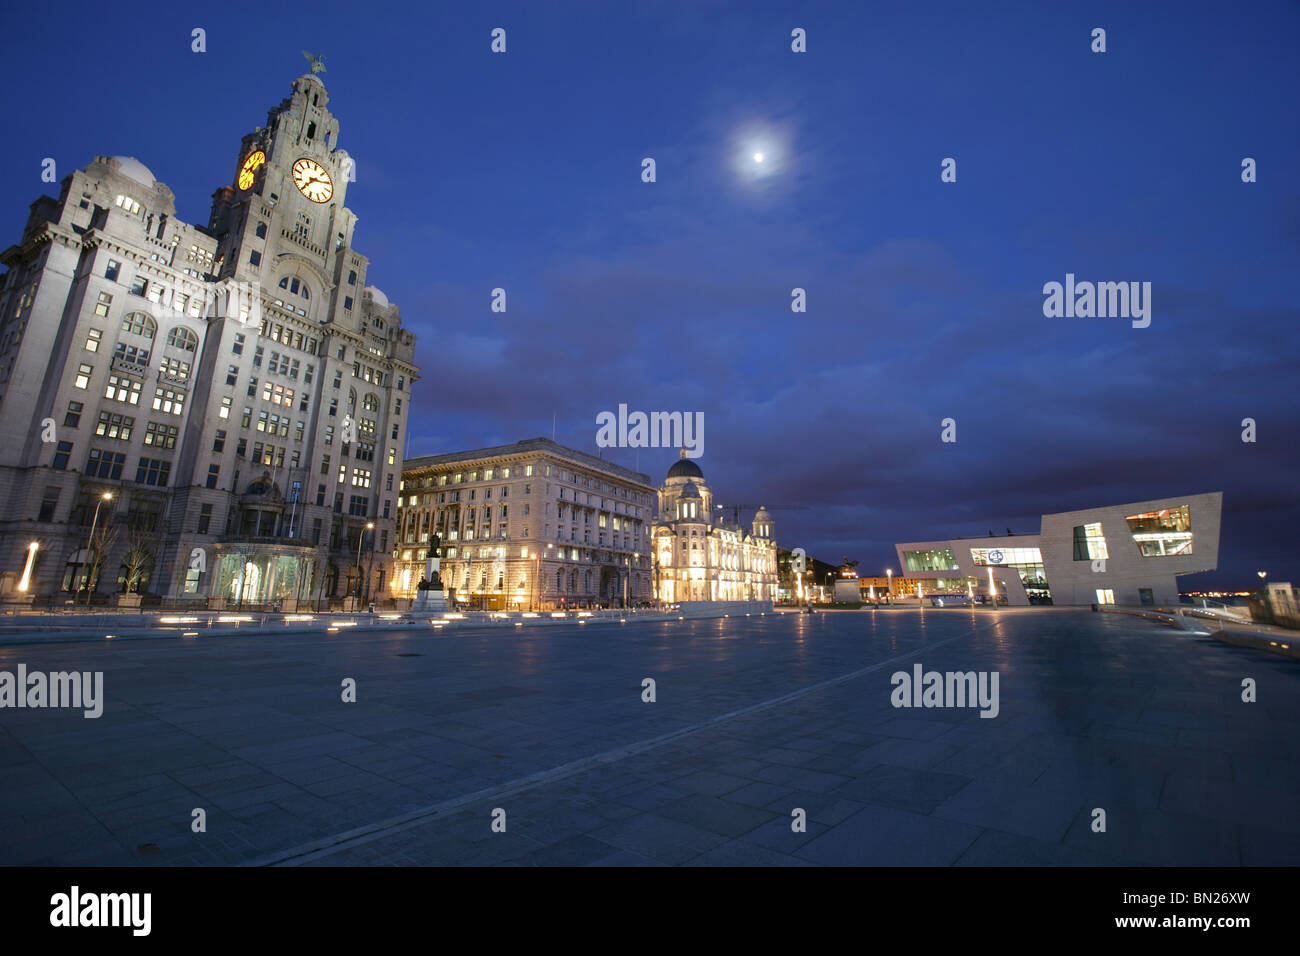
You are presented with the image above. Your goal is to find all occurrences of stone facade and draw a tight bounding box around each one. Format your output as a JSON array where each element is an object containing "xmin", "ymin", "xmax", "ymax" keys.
[
  {"xmin": 0, "ymin": 71, "xmax": 417, "ymax": 606},
  {"xmin": 396, "ymin": 439, "xmax": 655, "ymax": 609},
  {"xmin": 651, "ymin": 452, "xmax": 778, "ymax": 602}
]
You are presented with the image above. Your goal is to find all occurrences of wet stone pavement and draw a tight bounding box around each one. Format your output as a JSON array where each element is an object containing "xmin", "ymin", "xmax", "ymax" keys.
[{"xmin": 1, "ymin": 609, "xmax": 1297, "ymax": 866}]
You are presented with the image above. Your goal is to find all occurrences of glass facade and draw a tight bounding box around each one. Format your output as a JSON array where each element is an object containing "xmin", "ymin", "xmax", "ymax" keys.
[
  {"xmin": 1072, "ymin": 522, "xmax": 1109, "ymax": 561},
  {"xmin": 903, "ymin": 548, "xmax": 958, "ymax": 572},
  {"xmin": 215, "ymin": 553, "xmax": 315, "ymax": 604},
  {"xmin": 970, "ymin": 547, "xmax": 1050, "ymax": 603},
  {"xmin": 1125, "ymin": 505, "xmax": 1193, "ymax": 556}
]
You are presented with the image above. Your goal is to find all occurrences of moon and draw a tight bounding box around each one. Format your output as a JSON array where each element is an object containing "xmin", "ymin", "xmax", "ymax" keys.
[{"xmin": 753, "ymin": 152, "xmax": 764, "ymax": 163}]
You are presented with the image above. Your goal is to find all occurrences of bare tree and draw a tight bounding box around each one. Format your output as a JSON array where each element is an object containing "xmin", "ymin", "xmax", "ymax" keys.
[
  {"xmin": 120, "ymin": 523, "xmax": 160, "ymax": 595},
  {"xmin": 85, "ymin": 521, "xmax": 120, "ymax": 600}
]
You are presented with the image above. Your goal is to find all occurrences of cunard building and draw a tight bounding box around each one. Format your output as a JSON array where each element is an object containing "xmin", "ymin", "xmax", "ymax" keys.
[
  {"xmin": 0, "ymin": 63, "xmax": 417, "ymax": 607},
  {"xmin": 651, "ymin": 452, "xmax": 778, "ymax": 602}
]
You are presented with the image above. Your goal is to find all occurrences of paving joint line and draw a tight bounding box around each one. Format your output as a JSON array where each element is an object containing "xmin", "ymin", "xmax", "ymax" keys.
[{"xmin": 247, "ymin": 631, "xmax": 969, "ymax": 866}]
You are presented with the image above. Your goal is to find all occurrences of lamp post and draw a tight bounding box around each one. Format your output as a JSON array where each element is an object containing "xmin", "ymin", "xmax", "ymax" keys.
[
  {"xmin": 624, "ymin": 551, "xmax": 640, "ymax": 608},
  {"xmin": 356, "ymin": 521, "xmax": 373, "ymax": 605},
  {"xmin": 988, "ymin": 566, "xmax": 997, "ymax": 609},
  {"xmin": 82, "ymin": 492, "xmax": 113, "ymax": 605},
  {"xmin": 917, "ymin": 581, "xmax": 923, "ymax": 609},
  {"xmin": 18, "ymin": 542, "xmax": 39, "ymax": 593},
  {"xmin": 885, "ymin": 568, "xmax": 892, "ymax": 606},
  {"xmin": 364, "ymin": 522, "xmax": 377, "ymax": 605},
  {"xmin": 530, "ymin": 551, "xmax": 539, "ymax": 611}
]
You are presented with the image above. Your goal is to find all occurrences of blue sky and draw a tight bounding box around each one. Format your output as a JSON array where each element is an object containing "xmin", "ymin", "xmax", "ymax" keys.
[{"xmin": 1, "ymin": 0, "xmax": 1296, "ymax": 587}]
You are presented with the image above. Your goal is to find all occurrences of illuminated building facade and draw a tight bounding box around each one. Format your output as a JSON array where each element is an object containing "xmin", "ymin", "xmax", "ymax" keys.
[
  {"xmin": 0, "ymin": 69, "xmax": 417, "ymax": 606},
  {"xmin": 894, "ymin": 493, "xmax": 1222, "ymax": 606},
  {"xmin": 396, "ymin": 439, "xmax": 654, "ymax": 609},
  {"xmin": 651, "ymin": 452, "xmax": 778, "ymax": 602}
]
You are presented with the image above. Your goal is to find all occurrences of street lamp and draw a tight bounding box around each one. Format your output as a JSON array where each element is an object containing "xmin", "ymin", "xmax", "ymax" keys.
[
  {"xmin": 17, "ymin": 542, "xmax": 39, "ymax": 592},
  {"xmin": 988, "ymin": 566, "xmax": 997, "ymax": 609},
  {"xmin": 82, "ymin": 492, "xmax": 113, "ymax": 605},
  {"xmin": 885, "ymin": 568, "xmax": 892, "ymax": 606},
  {"xmin": 624, "ymin": 551, "xmax": 639, "ymax": 608},
  {"xmin": 530, "ymin": 550, "xmax": 539, "ymax": 611},
  {"xmin": 356, "ymin": 521, "xmax": 373, "ymax": 605}
]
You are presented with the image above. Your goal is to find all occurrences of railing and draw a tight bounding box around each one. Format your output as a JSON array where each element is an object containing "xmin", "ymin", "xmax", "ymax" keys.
[{"xmin": 110, "ymin": 355, "xmax": 148, "ymax": 377}]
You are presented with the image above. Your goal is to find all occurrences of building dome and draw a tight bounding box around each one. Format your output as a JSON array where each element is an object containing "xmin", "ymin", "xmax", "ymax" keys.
[
  {"xmin": 754, "ymin": 506, "xmax": 773, "ymax": 522},
  {"xmin": 111, "ymin": 156, "xmax": 157, "ymax": 187},
  {"xmin": 666, "ymin": 450, "xmax": 703, "ymax": 480},
  {"xmin": 364, "ymin": 285, "xmax": 389, "ymax": 308},
  {"xmin": 679, "ymin": 481, "xmax": 701, "ymax": 499}
]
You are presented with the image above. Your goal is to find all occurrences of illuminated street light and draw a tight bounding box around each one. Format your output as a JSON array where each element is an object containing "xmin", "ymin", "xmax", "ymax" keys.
[
  {"xmin": 17, "ymin": 541, "xmax": 39, "ymax": 592},
  {"xmin": 82, "ymin": 492, "xmax": 113, "ymax": 605}
]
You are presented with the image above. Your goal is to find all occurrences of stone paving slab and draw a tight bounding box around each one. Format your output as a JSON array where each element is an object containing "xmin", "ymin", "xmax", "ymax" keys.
[{"xmin": 0, "ymin": 609, "xmax": 1296, "ymax": 866}]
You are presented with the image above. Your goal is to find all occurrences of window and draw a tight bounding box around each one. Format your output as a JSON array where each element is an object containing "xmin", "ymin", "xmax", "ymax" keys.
[
  {"xmin": 1125, "ymin": 505, "xmax": 1193, "ymax": 557},
  {"xmin": 120, "ymin": 312, "xmax": 156, "ymax": 338},
  {"xmin": 226, "ymin": 365, "xmax": 238, "ymax": 386},
  {"xmin": 129, "ymin": 277, "xmax": 147, "ymax": 297},
  {"xmin": 213, "ymin": 430, "xmax": 226, "ymax": 453},
  {"xmin": 153, "ymin": 387, "xmax": 185, "ymax": 415},
  {"xmin": 136, "ymin": 457, "xmax": 170, "ymax": 487},
  {"xmin": 351, "ymin": 468, "xmax": 371, "ymax": 488},
  {"xmin": 232, "ymin": 333, "xmax": 244, "ymax": 355},
  {"xmin": 1072, "ymin": 523, "xmax": 1109, "ymax": 561},
  {"xmin": 95, "ymin": 411, "xmax": 134, "ymax": 440},
  {"xmin": 144, "ymin": 421, "xmax": 177, "ymax": 448},
  {"xmin": 166, "ymin": 326, "xmax": 197, "ymax": 351},
  {"xmin": 84, "ymin": 329, "xmax": 102, "ymax": 352},
  {"xmin": 903, "ymin": 549, "xmax": 958, "ymax": 572},
  {"xmin": 104, "ymin": 260, "xmax": 120, "ymax": 281},
  {"xmin": 159, "ymin": 357, "xmax": 190, "ymax": 381},
  {"xmin": 348, "ymin": 495, "xmax": 367, "ymax": 516},
  {"xmin": 219, "ymin": 397, "xmax": 232, "ymax": 419},
  {"xmin": 94, "ymin": 292, "xmax": 113, "ymax": 317},
  {"xmin": 64, "ymin": 401, "xmax": 83, "ymax": 428},
  {"xmin": 113, "ymin": 343, "xmax": 149, "ymax": 366},
  {"xmin": 344, "ymin": 297, "xmax": 353, "ymax": 311},
  {"xmin": 52, "ymin": 441, "xmax": 73, "ymax": 469},
  {"xmin": 105, "ymin": 375, "xmax": 142, "ymax": 405},
  {"xmin": 39, "ymin": 486, "xmax": 60, "ymax": 522},
  {"xmin": 347, "ymin": 270, "xmax": 357, "ymax": 285},
  {"xmin": 255, "ymin": 221, "xmax": 267, "ymax": 239},
  {"xmin": 197, "ymin": 503, "xmax": 213, "ymax": 535},
  {"xmin": 1095, "ymin": 589, "xmax": 1115, "ymax": 606},
  {"xmin": 206, "ymin": 464, "xmax": 220, "ymax": 489},
  {"xmin": 86, "ymin": 448, "xmax": 125, "ymax": 479},
  {"xmin": 321, "ymin": 454, "xmax": 330, "ymax": 474},
  {"xmin": 236, "ymin": 438, "xmax": 247, "ymax": 458}
]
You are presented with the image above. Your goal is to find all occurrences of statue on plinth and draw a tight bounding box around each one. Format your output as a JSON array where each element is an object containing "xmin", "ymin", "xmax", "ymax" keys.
[{"xmin": 413, "ymin": 533, "xmax": 448, "ymax": 611}]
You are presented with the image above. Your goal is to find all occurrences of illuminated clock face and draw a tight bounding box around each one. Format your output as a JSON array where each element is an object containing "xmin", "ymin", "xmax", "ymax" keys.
[
  {"xmin": 292, "ymin": 158, "xmax": 333, "ymax": 203},
  {"xmin": 237, "ymin": 150, "xmax": 266, "ymax": 189}
]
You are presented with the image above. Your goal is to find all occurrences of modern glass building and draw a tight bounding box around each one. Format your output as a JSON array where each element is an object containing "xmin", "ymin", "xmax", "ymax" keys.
[{"xmin": 895, "ymin": 493, "xmax": 1222, "ymax": 606}]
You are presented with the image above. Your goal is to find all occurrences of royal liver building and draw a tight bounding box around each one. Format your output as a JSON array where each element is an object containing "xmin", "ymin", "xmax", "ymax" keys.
[{"xmin": 0, "ymin": 66, "xmax": 418, "ymax": 608}]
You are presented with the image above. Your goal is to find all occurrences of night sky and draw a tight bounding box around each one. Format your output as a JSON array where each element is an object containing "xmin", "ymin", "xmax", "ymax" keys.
[{"xmin": 1, "ymin": 1, "xmax": 1295, "ymax": 588}]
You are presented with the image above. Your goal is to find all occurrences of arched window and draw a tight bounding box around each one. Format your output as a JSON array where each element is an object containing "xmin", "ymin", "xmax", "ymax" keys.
[
  {"xmin": 255, "ymin": 221, "xmax": 267, "ymax": 238},
  {"xmin": 362, "ymin": 393, "xmax": 378, "ymax": 412},
  {"xmin": 165, "ymin": 326, "xmax": 197, "ymax": 351},
  {"xmin": 278, "ymin": 276, "xmax": 311, "ymax": 300},
  {"xmin": 121, "ymin": 312, "xmax": 156, "ymax": 338}
]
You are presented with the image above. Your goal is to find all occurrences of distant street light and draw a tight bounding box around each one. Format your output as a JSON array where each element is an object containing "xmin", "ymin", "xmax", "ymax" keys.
[{"xmin": 885, "ymin": 568, "xmax": 893, "ymax": 606}]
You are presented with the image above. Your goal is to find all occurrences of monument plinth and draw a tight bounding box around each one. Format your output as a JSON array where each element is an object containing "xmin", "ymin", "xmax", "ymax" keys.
[{"xmin": 411, "ymin": 535, "xmax": 448, "ymax": 612}]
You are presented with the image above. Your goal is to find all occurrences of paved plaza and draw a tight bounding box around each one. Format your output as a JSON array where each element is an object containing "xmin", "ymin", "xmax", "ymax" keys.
[{"xmin": 1, "ymin": 609, "xmax": 1297, "ymax": 866}]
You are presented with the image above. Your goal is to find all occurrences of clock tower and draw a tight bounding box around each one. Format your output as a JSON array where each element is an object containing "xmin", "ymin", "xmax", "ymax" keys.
[{"xmin": 207, "ymin": 70, "xmax": 356, "ymax": 296}]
